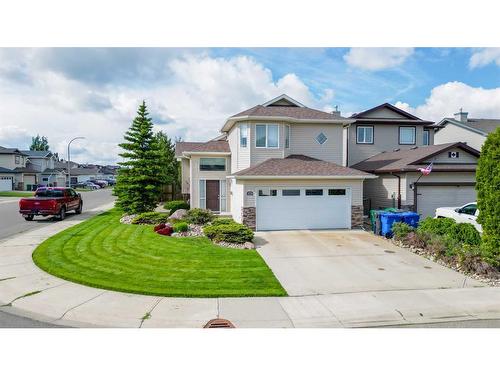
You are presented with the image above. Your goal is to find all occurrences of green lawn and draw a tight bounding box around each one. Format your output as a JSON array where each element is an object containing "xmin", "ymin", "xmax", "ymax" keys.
[
  {"xmin": 0, "ymin": 191, "xmax": 34, "ymax": 197},
  {"xmin": 32, "ymin": 209, "xmax": 286, "ymax": 297}
]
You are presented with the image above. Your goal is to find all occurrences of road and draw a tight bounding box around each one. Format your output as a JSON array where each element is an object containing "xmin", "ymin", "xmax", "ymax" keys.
[
  {"xmin": 0, "ymin": 188, "xmax": 114, "ymax": 328},
  {"xmin": 0, "ymin": 189, "xmax": 114, "ymax": 240}
]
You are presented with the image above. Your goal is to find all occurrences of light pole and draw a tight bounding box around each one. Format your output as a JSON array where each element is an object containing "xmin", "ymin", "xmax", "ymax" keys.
[{"xmin": 67, "ymin": 137, "xmax": 85, "ymax": 187}]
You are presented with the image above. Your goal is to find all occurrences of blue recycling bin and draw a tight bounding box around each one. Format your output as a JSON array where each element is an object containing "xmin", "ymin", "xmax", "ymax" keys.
[
  {"xmin": 379, "ymin": 212, "xmax": 405, "ymax": 237},
  {"xmin": 400, "ymin": 211, "xmax": 420, "ymax": 228}
]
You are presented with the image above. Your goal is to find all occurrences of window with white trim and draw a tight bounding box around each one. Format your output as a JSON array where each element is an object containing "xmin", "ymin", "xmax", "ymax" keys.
[
  {"xmin": 357, "ymin": 126, "xmax": 373, "ymax": 144},
  {"xmin": 240, "ymin": 124, "xmax": 248, "ymax": 148},
  {"xmin": 305, "ymin": 189, "xmax": 323, "ymax": 196},
  {"xmin": 258, "ymin": 188, "xmax": 277, "ymax": 196},
  {"xmin": 423, "ymin": 129, "xmax": 430, "ymax": 145},
  {"xmin": 399, "ymin": 126, "xmax": 416, "ymax": 145},
  {"xmin": 200, "ymin": 157, "xmax": 226, "ymax": 171},
  {"xmin": 315, "ymin": 132, "xmax": 328, "ymax": 145},
  {"xmin": 282, "ymin": 189, "xmax": 300, "ymax": 196},
  {"xmin": 219, "ymin": 180, "xmax": 227, "ymax": 211},
  {"xmin": 285, "ymin": 125, "xmax": 290, "ymax": 148},
  {"xmin": 199, "ymin": 180, "xmax": 206, "ymax": 209},
  {"xmin": 255, "ymin": 124, "xmax": 279, "ymax": 148},
  {"xmin": 15, "ymin": 155, "xmax": 20, "ymax": 164}
]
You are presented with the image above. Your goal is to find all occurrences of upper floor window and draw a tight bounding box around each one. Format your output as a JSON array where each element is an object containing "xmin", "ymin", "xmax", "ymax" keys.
[
  {"xmin": 15, "ymin": 155, "xmax": 20, "ymax": 164},
  {"xmin": 200, "ymin": 157, "xmax": 226, "ymax": 171},
  {"xmin": 256, "ymin": 124, "xmax": 279, "ymax": 148},
  {"xmin": 399, "ymin": 126, "xmax": 416, "ymax": 145},
  {"xmin": 423, "ymin": 129, "xmax": 430, "ymax": 145},
  {"xmin": 240, "ymin": 124, "xmax": 248, "ymax": 148},
  {"xmin": 356, "ymin": 126, "xmax": 373, "ymax": 144},
  {"xmin": 285, "ymin": 125, "xmax": 290, "ymax": 148},
  {"xmin": 315, "ymin": 132, "xmax": 328, "ymax": 145}
]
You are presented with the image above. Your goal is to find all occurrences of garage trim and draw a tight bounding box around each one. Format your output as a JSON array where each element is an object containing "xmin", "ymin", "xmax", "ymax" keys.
[{"xmin": 413, "ymin": 181, "xmax": 476, "ymax": 212}]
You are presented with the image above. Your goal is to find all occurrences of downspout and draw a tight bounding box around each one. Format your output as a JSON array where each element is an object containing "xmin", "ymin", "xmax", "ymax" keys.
[{"xmin": 390, "ymin": 172, "xmax": 402, "ymax": 209}]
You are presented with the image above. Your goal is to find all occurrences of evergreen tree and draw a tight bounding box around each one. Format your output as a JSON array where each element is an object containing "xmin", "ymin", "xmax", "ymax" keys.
[
  {"xmin": 476, "ymin": 127, "xmax": 500, "ymax": 266},
  {"xmin": 30, "ymin": 134, "xmax": 50, "ymax": 151},
  {"xmin": 114, "ymin": 101, "xmax": 162, "ymax": 213},
  {"xmin": 154, "ymin": 131, "xmax": 179, "ymax": 197}
]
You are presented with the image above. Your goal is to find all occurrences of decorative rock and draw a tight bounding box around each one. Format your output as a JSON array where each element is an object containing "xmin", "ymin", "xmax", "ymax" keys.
[
  {"xmin": 214, "ymin": 241, "xmax": 255, "ymax": 250},
  {"xmin": 168, "ymin": 209, "xmax": 188, "ymax": 220},
  {"xmin": 120, "ymin": 214, "xmax": 137, "ymax": 224},
  {"xmin": 243, "ymin": 241, "xmax": 255, "ymax": 249}
]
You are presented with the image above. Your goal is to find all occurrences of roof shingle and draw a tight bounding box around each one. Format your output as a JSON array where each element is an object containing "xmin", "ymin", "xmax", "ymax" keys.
[
  {"xmin": 231, "ymin": 105, "xmax": 344, "ymax": 120},
  {"xmin": 175, "ymin": 141, "xmax": 230, "ymax": 157}
]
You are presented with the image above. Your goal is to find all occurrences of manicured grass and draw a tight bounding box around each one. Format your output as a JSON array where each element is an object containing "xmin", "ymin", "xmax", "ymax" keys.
[
  {"xmin": 32, "ymin": 209, "xmax": 286, "ymax": 297},
  {"xmin": 0, "ymin": 191, "xmax": 34, "ymax": 197}
]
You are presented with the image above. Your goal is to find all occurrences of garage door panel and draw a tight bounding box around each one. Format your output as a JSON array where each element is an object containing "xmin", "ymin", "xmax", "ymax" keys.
[
  {"xmin": 417, "ymin": 185, "xmax": 476, "ymax": 218},
  {"xmin": 256, "ymin": 188, "xmax": 351, "ymax": 231},
  {"xmin": 0, "ymin": 177, "xmax": 13, "ymax": 191}
]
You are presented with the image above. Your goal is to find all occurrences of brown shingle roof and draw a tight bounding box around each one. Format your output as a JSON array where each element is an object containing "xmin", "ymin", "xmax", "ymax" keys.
[
  {"xmin": 233, "ymin": 155, "xmax": 373, "ymax": 177},
  {"xmin": 175, "ymin": 140, "xmax": 230, "ymax": 157},
  {"xmin": 351, "ymin": 142, "xmax": 480, "ymax": 173},
  {"xmin": 231, "ymin": 105, "xmax": 344, "ymax": 120}
]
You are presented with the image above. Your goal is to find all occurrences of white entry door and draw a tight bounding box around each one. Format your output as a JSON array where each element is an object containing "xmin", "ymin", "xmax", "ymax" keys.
[
  {"xmin": 0, "ymin": 177, "xmax": 13, "ymax": 191},
  {"xmin": 256, "ymin": 187, "xmax": 351, "ymax": 231}
]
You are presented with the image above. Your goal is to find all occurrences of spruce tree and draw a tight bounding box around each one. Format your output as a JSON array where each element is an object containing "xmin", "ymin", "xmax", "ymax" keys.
[
  {"xmin": 476, "ymin": 127, "xmax": 500, "ymax": 266},
  {"xmin": 154, "ymin": 131, "xmax": 180, "ymax": 199},
  {"xmin": 114, "ymin": 101, "xmax": 162, "ymax": 214}
]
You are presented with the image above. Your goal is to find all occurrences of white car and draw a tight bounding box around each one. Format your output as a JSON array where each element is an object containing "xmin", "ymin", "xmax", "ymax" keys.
[{"xmin": 434, "ymin": 202, "xmax": 482, "ymax": 232}]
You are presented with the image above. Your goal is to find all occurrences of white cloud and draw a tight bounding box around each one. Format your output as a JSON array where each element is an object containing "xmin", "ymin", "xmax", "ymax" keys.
[
  {"xmin": 343, "ymin": 48, "xmax": 414, "ymax": 71},
  {"xmin": 0, "ymin": 125, "xmax": 32, "ymax": 147},
  {"xmin": 394, "ymin": 81, "xmax": 500, "ymax": 120},
  {"xmin": 469, "ymin": 48, "xmax": 500, "ymax": 68}
]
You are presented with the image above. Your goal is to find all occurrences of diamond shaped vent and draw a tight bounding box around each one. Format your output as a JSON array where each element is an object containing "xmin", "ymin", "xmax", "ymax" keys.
[{"xmin": 315, "ymin": 132, "xmax": 327, "ymax": 145}]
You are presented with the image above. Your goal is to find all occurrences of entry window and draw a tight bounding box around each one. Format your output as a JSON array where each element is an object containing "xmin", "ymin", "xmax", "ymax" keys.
[
  {"xmin": 328, "ymin": 189, "xmax": 346, "ymax": 196},
  {"xmin": 356, "ymin": 126, "xmax": 373, "ymax": 144},
  {"xmin": 259, "ymin": 188, "xmax": 277, "ymax": 197},
  {"xmin": 200, "ymin": 157, "xmax": 226, "ymax": 171},
  {"xmin": 423, "ymin": 130, "xmax": 430, "ymax": 145},
  {"xmin": 305, "ymin": 189, "xmax": 323, "ymax": 196},
  {"xmin": 240, "ymin": 124, "xmax": 248, "ymax": 148},
  {"xmin": 255, "ymin": 124, "xmax": 279, "ymax": 148},
  {"xmin": 399, "ymin": 126, "xmax": 416, "ymax": 145},
  {"xmin": 282, "ymin": 189, "xmax": 300, "ymax": 196}
]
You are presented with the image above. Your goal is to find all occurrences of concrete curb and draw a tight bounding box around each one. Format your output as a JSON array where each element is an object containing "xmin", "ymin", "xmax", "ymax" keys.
[{"xmin": 1, "ymin": 203, "xmax": 500, "ymax": 328}]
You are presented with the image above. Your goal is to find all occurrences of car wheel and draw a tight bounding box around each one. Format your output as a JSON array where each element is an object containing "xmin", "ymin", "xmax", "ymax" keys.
[
  {"xmin": 75, "ymin": 202, "xmax": 83, "ymax": 214},
  {"xmin": 24, "ymin": 215, "xmax": 34, "ymax": 221},
  {"xmin": 58, "ymin": 206, "xmax": 66, "ymax": 221}
]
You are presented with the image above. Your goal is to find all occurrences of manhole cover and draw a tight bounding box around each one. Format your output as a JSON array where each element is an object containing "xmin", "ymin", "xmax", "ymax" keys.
[
  {"xmin": 384, "ymin": 250, "xmax": 395, "ymax": 254},
  {"xmin": 204, "ymin": 318, "xmax": 235, "ymax": 328}
]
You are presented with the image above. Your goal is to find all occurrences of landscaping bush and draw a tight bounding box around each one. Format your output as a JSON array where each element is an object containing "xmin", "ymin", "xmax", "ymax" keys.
[
  {"xmin": 203, "ymin": 223, "xmax": 254, "ymax": 244},
  {"xmin": 156, "ymin": 225, "xmax": 173, "ymax": 236},
  {"xmin": 446, "ymin": 222, "xmax": 481, "ymax": 246},
  {"xmin": 417, "ymin": 217, "xmax": 456, "ymax": 236},
  {"xmin": 392, "ymin": 222, "xmax": 414, "ymax": 241},
  {"xmin": 154, "ymin": 223, "xmax": 166, "ymax": 232},
  {"xmin": 184, "ymin": 208, "xmax": 214, "ymax": 225},
  {"xmin": 456, "ymin": 244, "xmax": 499, "ymax": 276},
  {"xmin": 211, "ymin": 217, "xmax": 236, "ymax": 226},
  {"xmin": 173, "ymin": 221, "xmax": 189, "ymax": 233},
  {"xmin": 403, "ymin": 231, "xmax": 429, "ymax": 249},
  {"xmin": 131, "ymin": 212, "xmax": 170, "ymax": 225},
  {"xmin": 164, "ymin": 200, "xmax": 190, "ymax": 215}
]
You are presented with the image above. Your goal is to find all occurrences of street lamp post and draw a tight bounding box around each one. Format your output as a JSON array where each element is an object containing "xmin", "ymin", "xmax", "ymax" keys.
[{"xmin": 67, "ymin": 137, "xmax": 85, "ymax": 187}]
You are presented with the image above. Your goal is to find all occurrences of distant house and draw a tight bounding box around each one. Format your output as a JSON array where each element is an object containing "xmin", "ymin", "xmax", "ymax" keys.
[
  {"xmin": 0, "ymin": 146, "xmax": 39, "ymax": 191},
  {"xmin": 434, "ymin": 110, "xmax": 500, "ymax": 151},
  {"xmin": 20, "ymin": 150, "xmax": 67, "ymax": 188},
  {"xmin": 68, "ymin": 167, "xmax": 100, "ymax": 185}
]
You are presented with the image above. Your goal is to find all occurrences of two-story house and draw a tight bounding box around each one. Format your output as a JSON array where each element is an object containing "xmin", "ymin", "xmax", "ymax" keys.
[
  {"xmin": 0, "ymin": 146, "xmax": 39, "ymax": 190},
  {"xmin": 176, "ymin": 95, "xmax": 376, "ymax": 230},
  {"xmin": 21, "ymin": 150, "xmax": 67, "ymax": 188}
]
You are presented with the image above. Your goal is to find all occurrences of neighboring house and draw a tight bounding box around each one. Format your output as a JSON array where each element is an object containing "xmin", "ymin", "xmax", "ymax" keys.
[
  {"xmin": 0, "ymin": 166, "xmax": 15, "ymax": 191},
  {"xmin": 68, "ymin": 167, "xmax": 100, "ymax": 184},
  {"xmin": 434, "ymin": 109, "xmax": 500, "ymax": 151},
  {"xmin": 347, "ymin": 103, "xmax": 436, "ymax": 166},
  {"xmin": 176, "ymin": 94, "xmax": 376, "ymax": 231},
  {"xmin": 21, "ymin": 150, "xmax": 67, "ymax": 188},
  {"xmin": 0, "ymin": 146, "xmax": 39, "ymax": 191},
  {"xmin": 352, "ymin": 142, "xmax": 480, "ymax": 218}
]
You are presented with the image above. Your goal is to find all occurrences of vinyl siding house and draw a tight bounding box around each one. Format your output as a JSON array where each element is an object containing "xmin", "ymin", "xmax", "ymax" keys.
[
  {"xmin": 0, "ymin": 146, "xmax": 39, "ymax": 190},
  {"xmin": 176, "ymin": 95, "xmax": 376, "ymax": 230},
  {"xmin": 433, "ymin": 110, "xmax": 500, "ymax": 151}
]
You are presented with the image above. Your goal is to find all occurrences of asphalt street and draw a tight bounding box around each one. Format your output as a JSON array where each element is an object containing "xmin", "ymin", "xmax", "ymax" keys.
[{"xmin": 0, "ymin": 188, "xmax": 114, "ymax": 328}]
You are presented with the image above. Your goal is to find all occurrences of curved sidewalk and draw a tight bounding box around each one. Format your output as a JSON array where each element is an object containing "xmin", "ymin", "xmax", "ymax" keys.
[{"xmin": 1, "ymin": 204, "xmax": 500, "ymax": 328}]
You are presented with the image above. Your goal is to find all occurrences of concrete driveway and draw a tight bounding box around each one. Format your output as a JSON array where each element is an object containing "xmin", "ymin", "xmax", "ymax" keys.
[{"xmin": 255, "ymin": 230, "xmax": 484, "ymax": 296}]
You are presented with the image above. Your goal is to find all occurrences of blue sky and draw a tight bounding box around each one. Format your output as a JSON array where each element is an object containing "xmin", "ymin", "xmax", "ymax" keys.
[{"xmin": 0, "ymin": 47, "xmax": 499, "ymax": 164}]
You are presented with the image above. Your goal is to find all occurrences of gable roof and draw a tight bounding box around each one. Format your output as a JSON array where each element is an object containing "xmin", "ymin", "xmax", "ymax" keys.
[
  {"xmin": 175, "ymin": 140, "xmax": 230, "ymax": 157},
  {"xmin": 21, "ymin": 150, "xmax": 53, "ymax": 158},
  {"xmin": 351, "ymin": 103, "xmax": 435, "ymax": 126},
  {"xmin": 351, "ymin": 142, "xmax": 480, "ymax": 173},
  {"xmin": 0, "ymin": 146, "xmax": 27, "ymax": 155},
  {"xmin": 0, "ymin": 166, "xmax": 14, "ymax": 173},
  {"xmin": 232, "ymin": 154, "xmax": 375, "ymax": 179},
  {"xmin": 435, "ymin": 117, "xmax": 500, "ymax": 136},
  {"xmin": 262, "ymin": 94, "xmax": 306, "ymax": 108}
]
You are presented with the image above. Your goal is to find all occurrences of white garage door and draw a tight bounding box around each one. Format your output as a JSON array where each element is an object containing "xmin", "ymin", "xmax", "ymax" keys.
[
  {"xmin": 256, "ymin": 187, "xmax": 351, "ymax": 231},
  {"xmin": 0, "ymin": 177, "xmax": 13, "ymax": 191},
  {"xmin": 417, "ymin": 185, "xmax": 477, "ymax": 219}
]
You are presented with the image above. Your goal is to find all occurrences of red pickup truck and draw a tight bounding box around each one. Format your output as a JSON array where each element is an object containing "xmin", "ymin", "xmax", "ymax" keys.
[{"xmin": 19, "ymin": 187, "xmax": 83, "ymax": 221}]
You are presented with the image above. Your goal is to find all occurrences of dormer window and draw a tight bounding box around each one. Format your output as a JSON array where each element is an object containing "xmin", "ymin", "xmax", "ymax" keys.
[{"xmin": 315, "ymin": 132, "xmax": 328, "ymax": 145}]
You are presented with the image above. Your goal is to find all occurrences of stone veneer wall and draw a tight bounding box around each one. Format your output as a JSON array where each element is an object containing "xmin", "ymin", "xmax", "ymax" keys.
[
  {"xmin": 242, "ymin": 207, "xmax": 256, "ymax": 230},
  {"xmin": 351, "ymin": 205, "xmax": 363, "ymax": 228}
]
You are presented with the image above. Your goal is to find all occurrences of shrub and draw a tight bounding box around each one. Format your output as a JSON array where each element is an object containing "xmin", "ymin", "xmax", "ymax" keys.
[
  {"xmin": 426, "ymin": 235, "xmax": 449, "ymax": 258},
  {"xmin": 131, "ymin": 212, "xmax": 170, "ymax": 225},
  {"xmin": 403, "ymin": 231, "xmax": 429, "ymax": 249},
  {"xmin": 476, "ymin": 127, "xmax": 500, "ymax": 267},
  {"xmin": 173, "ymin": 221, "xmax": 189, "ymax": 233},
  {"xmin": 154, "ymin": 223, "xmax": 166, "ymax": 232},
  {"xmin": 184, "ymin": 208, "xmax": 214, "ymax": 225},
  {"xmin": 446, "ymin": 222, "xmax": 481, "ymax": 246},
  {"xmin": 417, "ymin": 217, "xmax": 455, "ymax": 236},
  {"xmin": 211, "ymin": 217, "xmax": 236, "ymax": 226},
  {"xmin": 164, "ymin": 200, "xmax": 190, "ymax": 215},
  {"xmin": 156, "ymin": 225, "xmax": 173, "ymax": 236},
  {"xmin": 203, "ymin": 223, "xmax": 254, "ymax": 244},
  {"xmin": 392, "ymin": 222, "xmax": 414, "ymax": 241}
]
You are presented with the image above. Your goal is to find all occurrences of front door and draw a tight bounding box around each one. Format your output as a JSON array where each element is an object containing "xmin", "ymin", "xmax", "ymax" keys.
[{"xmin": 206, "ymin": 180, "xmax": 220, "ymax": 212}]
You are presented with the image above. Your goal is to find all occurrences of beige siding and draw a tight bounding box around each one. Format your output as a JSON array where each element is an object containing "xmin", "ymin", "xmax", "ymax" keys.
[
  {"xmin": 363, "ymin": 173, "xmax": 404, "ymax": 209},
  {"xmin": 422, "ymin": 147, "xmax": 478, "ymax": 164},
  {"xmin": 180, "ymin": 158, "xmax": 190, "ymax": 194},
  {"xmin": 249, "ymin": 122, "xmax": 284, "ymax": 165},
  {"xmin": 227, "ymin": 123, "xmax": 250, "ymax": 173},
  {"xmin": 365, "ymin": 107, "xmax": 408, "ymax": 119},
  {"xmin": 434, "ymin": 124, "xmax": 485, "ymax": 151},
  {"xmin": 0, "ymin": 154, "xmax": 26, "ymax": 170},
  {"xmin": 239, "ymin": 178, "xmax": 364, "ymax": 207},
  {"xmin": 348, "ymin": 124, "xmax": 429, "ymax": 166}
]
